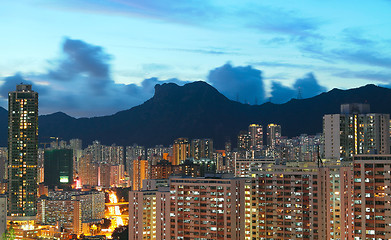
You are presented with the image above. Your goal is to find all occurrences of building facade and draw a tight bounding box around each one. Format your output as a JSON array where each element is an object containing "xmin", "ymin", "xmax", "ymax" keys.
[
  {"xmin": 353, "ymin": 155, "xmax": 391, "ymax": 240},
  {"xmin": 7, "ymin": 84, "xmax": 38, "ymax": 220},
  {"xmin": 324, "ymin": 104, "xmax": 390, "ymax": 160}
]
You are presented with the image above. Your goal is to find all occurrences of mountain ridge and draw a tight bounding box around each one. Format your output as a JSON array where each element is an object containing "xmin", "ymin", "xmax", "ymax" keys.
[{"xmin": 0, "ymin": 82, "xmax": 390, "ymax": 148}]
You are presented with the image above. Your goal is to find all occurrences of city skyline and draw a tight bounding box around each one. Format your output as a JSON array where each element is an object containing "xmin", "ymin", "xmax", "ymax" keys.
[{"xmin": 1, "ymin": 1, "xmax": 391, "ymax": 117}]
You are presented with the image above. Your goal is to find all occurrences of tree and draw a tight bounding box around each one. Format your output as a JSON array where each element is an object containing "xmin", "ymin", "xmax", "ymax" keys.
[
  {"xmin": 111, "ymin": 225, "xmax": 128, "ymax": 240},
  {"xmin": 2, "ymin": 226, "xmax": 15, "ymax": 240}
]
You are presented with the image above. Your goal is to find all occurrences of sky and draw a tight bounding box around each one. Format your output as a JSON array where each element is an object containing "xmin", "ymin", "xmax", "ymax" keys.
[{"xmin": 0, "ymin": 0, "xmax": 390, "ymax": 117}]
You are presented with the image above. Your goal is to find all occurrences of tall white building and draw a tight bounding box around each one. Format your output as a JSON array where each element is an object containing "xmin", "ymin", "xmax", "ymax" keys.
[{"xmin": 324, "ymin": 104, "xmax": 390, "ymax": 160}]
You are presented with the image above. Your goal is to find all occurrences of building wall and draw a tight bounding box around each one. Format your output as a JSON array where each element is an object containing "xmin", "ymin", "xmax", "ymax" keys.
[
  {"xmin": 169, "ymin": 177, "xmax": 246, "ymax": 240},
  {"xmin": 0, "ymin": 195, "xmax": 6, "ymax": 237},
  {"xmin": 129, "ymin": 190, "xmax": 170, "ymax": 240},
  {"xmin": 353, "ymin": 155, "xmax": 391, "ymax": 240},
  {"xmin": 7, "ymin": 84, "xmax": 38, "ymax": 219}
]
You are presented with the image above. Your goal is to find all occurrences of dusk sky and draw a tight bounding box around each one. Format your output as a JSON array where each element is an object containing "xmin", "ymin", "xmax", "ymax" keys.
[{"xmin": 1, "ymin": 0, "xmax": 390, "ymax": 117}]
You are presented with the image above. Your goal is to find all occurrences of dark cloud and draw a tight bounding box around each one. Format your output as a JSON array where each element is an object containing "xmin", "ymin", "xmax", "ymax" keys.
[
  {"xmin": 271, "ymin": 73, "xmax": 326, "ymax": 103},
  {"xmin": 270, "ymin": 81, "xmax": 296, "ymax": 103},
  {"xmin": 0, "ymin": 38, "xmax": 189, "ymax": 117},
  {"xmin": 207, "ymin": 63, "xmax": 265, "ymax": 104},
  {"xmin": 0, "ymin": 74, "xmax": 49, "ymax": 98},
  {"xmin": 48, "ymin": 37, "xmax": 113, "ymax": 94}
]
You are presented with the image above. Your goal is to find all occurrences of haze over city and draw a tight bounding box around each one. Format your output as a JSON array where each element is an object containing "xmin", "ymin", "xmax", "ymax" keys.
[{"xmin": 1, "ymin": 0, "xmax": 391, "ymax": 116}]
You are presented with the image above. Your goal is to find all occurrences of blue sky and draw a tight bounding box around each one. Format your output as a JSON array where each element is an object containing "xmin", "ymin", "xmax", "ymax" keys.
[{"xmin": 1, "ymin": 0, "xmax": 390, "ymax": 117}]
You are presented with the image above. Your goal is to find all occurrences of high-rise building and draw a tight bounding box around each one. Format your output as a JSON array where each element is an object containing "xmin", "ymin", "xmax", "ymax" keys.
[
  {"xmin": 132, "ymin": 158, "xmax": 149, "ymax": 190},
  {"xmin": 169, "ymin": 176, "xmax": 246, "ymax": 239},
  {"xmin": 129, "ymin": 189, "xmax": 170, "ymax": 240},
  {"xmin": 7, "ymin": 84, "xmax": 38, "ymax": 220},
  {"xmin": 78, "ymin": 154, "xmax": 98, "ymax": 187},
  {"xmin": 0, "ymin": 148, "xmax": 6, "ymax": 180},
  {"xmin": 44, "ymin": 149, "xmax": 73, "ymax": 189},
  {"xmin": 172, "ymin": 138, "xmax": 190, "ymax": 165},
  {"xmin": 267, "ymin": 123, "xmax": 281, "ymax": 147},
  {"xmin": 324, "ymin": 104, "xmax": 390, "ymax": 160},
  {"xmin": 248, "ymin": 124, "xmax": 263, "ymax": 150},
  {"xmin": 237, "ymin": 130, "xmax": 251, "ymax": 152},
  {"xmin": 191, "ymin": 138, "xmax": 214, "ymax": 160},
  {"xmin": 353, "ymin": 155, "xmax": 391, "ymax": 239},
  {"xmin": 0, "ymin": 195, "xmax": 6, "ymax": 237}
]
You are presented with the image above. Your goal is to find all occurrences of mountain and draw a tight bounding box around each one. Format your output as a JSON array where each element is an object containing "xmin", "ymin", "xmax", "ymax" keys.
[{"xmin": 0, "ymin": 82, "xmax": 391, "ymax": 148}]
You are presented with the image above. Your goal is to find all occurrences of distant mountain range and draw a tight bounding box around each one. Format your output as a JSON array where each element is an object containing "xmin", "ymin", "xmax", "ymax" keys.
[{"xmin": 0, "ymin": 82, "xmax": 391, "ymax": 149}]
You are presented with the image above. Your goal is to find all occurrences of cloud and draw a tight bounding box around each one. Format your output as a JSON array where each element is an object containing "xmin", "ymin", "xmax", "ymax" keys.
[
  {"xmin": 48, "ymin": 38, "xmax": 113, "ymax": 94},
  {"xmin": 207, "ymin": 63, "xmax": 265, "ymax": 104},
  {"xmin": 0, "ymin": 38, "xmax": 189, "ymax": 117},
  {"xmin": 333, "ymin": 70, "xmax": 391, "ymax": 82},
  {"xmin": 342, "ymin": 28, "xmax": 375, "ymax": 47},
  {"xmin": 48, "ymin": 0, "xmax": 220, "ymax": 25},
  {"xmin": 270, "ymin": 73, "xmax": 326, "ymax": 103},
  {"xmin": 0, "ymin": 74, "xmax": 49, "ymax": 98},
  {"xmin": 243, "ymin": 6, "xmax": 322, "ymax": 40},
  {"xmin": 270, "ymin": 81, "xmax": 296, "ymax": 103}
]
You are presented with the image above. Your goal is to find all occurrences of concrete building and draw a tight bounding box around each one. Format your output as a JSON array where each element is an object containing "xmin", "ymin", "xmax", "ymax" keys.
[
  {"xmin": 44, "ymin": 149, "xmax": 73, "ymax": 189},
  {"xmin": 267, "ymin": 123, "xmax": 281, "ymax": 147},
  {"xmin": 132, "ymin": 159, "xmax": 149, "ymax": 191},
  {"xmin": 324, "ymin": 104, "xmax": 390, "ymax": 160},
  {"xmin": 0, "ymin": 195, "xmax": 6, "ymax": 237},
  {"xmin": 169, "ymin": 176, "xmax": 247, "ymax": 239},
  {"xmin": 237, "ymin": 130, "xmax": 251, "ymax": 152},
  {"xmin": 172, "ymin": 138, "xmax": 190, "ymax": 165},
  {"xmin": 7, "ymin": 84, "xmax": 38, "ymax": 220},
  {"xmin": 128, "ymin": 188, "xmax": 170, "ymax": 240},
  {"xmin": 37, "ymin": 197, "xmax": 82, "ymax": 234},
  {"xmin": 79, "ymin": 154, "xmax": 99, "ymax": 187},
  {"xmin": 353, "ymin": 155, "xmax": 391, "ymax": 240},
  {"xmin": 249, "ymin": 124, "xmax": 263, "ymax": 150},
  {"xmin": 190, "ymin": 138, "xmax": 214, "ymax": 160}
]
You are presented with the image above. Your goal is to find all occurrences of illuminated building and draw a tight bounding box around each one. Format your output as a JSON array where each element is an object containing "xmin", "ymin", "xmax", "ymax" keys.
[
  {"xmin": 169, "ymin": 176, "xmax": 246, "ymax": 239},
  {"xmin": 237, "ymin": 130, "xmax": 251, "ymax": 152},
  {"xmin": 324, "ymin": 104, "xmax": 390, "ymax": 160},
  {"xmin": 142, "ymin": 179, "xmax": 169, "ymax": 191},
  {"xmin": 37, "ymin": 197, "xmax": 82, "ymax": 234},
  {"xmin": 0, "ymin": 195, "xmax": 6, "ymax": 237},
  {"xmin": 44, "ymin": 149, "xmax": 73, "ymax": 189},
  {"xmin": 132, "ymin": 158, "xmax": 149, "ymax": 190},
  {"xmin": 41, "ymin": 190, "xmax": 105, "ymax": 224},
  {"xmin": 151, "ymin": 160, "xmax": 173, "ymax": 179},
  {"xmin": 267, "ymin": 123, "xmax": 281, "ymax": 147},
  {"xmin": 0, "ymin": 148, "xmax": 6, "ymax": 180},
  {"xmin": 353, "ymin": 155, "xmax": 391, "ymax": 239},
  {"xmin": 129, "ymin": 188, "xmax": 170, "ymax": 240},
  {"xmin": 234, "ymin": 156, "xmax": 274, "ymax": 177},
  {"xmin": 249, "ymin": 124, "xmax": 263, "ymax": 150},
  {"xmin": 174, "ymin": 159, "xmax": 201, "ymax": 177},
  {"xmin": 125, "ymin": 144, "xmax": 145, "ymax": 176},
  {"xmin": 250, "ymin": 164, "xmax": 326, "ymax": 239},
  {"xmin": 0, "ymin": 180, "xmax": 7, "ymax": 195},
  {"xmin": 79, "ymin": 154, "xmax": 99, "ymax": 187},
  {"xmin": 191, "ymin": 138, "xmax": 214, "ymax": 160},
  {"xmin": 7, "ymin": 84, "xmax": 38, "ymax": 220},
  {"xmin": 172, "ymin": 138, "xmax": 190, "ymax": 165}
]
